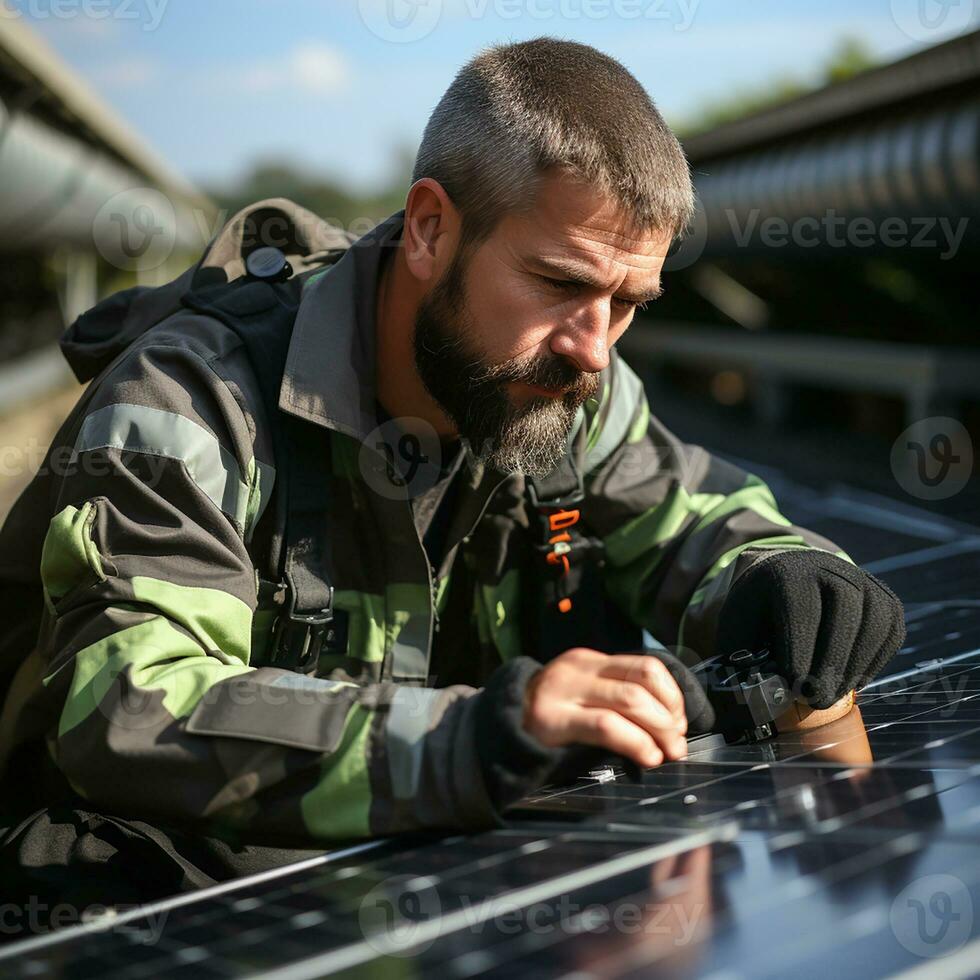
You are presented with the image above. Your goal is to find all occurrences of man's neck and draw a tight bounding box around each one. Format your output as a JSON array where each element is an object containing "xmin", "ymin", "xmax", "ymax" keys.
[{"xmin": 374, "ymin": 238, "xmax": 458, "ymax": 442}]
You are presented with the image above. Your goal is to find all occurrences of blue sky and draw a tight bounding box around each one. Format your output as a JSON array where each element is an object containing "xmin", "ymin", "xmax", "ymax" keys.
[{"xmin": 15, "ymin": 0, "xmax": 979, "ymax": 193}]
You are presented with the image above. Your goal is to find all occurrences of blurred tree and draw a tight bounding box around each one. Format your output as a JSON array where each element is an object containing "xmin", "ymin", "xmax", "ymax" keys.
[
  {"xmin": 824, "ymin": 36, "xmax": 879, "ymax": 84},
  {"xmin": 678, "ymin": 36, "xmax": 878, "ymax": 135},
  {"xmin": 205, "ymin": 142, "xmax": 415, "ymax": 236}
]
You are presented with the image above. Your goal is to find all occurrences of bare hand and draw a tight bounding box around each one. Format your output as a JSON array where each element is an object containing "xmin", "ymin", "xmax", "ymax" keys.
[{"xmin": 522, "ymin": 647, "xmax": 689, "ymax": 769}]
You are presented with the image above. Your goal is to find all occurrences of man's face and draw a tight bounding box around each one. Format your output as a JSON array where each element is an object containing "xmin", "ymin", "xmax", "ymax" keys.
[{"xmin": 413, "ymin": 170, "xmax": 672, "ymax": 478}]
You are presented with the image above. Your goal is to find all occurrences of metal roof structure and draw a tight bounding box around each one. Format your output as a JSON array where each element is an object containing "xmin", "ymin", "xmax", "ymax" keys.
[
  {"xmin": 0, "ymin": 15, "xmax": 211, "ymax": 252},
  {"xmin": 683, "ymin": 28, "xmax": 980, "ymax": 258}
]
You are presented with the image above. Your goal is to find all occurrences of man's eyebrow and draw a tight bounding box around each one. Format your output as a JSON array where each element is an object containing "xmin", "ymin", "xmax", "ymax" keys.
[{"xmin": 530, "ymin": 256, "xmax": 663, "ymax": 303}]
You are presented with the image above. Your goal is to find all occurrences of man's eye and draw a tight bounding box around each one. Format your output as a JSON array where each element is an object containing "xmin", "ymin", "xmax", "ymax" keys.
[
  {"xmin": 539, "ymin": 276, "xmax": 650, "ymax": 312},
  {"xmin": 613, "ymin": 297, "xmax": 649, "ymax": 313},
  {"xmin": 541, "ymin": 276, "xmax": 580, "ymax": 294}
]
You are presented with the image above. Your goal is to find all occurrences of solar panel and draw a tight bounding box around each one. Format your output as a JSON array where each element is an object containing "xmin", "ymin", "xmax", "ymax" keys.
[{"xmin": 2, "ymin": 462, "xmax": 979, "ymax": 978}]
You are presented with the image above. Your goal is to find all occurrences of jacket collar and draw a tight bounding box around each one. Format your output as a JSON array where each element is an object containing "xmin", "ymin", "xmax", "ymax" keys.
[{"xmin": 278, "ymin": 208, "xmax": 406, "ymax": 442}]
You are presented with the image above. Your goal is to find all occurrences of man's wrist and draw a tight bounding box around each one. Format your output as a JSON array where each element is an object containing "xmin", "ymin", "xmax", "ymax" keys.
[{"xmin": 475, "ymin": 656, "xmax": 567, "ymax": 818}]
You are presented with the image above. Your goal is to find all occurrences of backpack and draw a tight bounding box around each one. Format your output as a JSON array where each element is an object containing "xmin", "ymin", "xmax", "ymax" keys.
[{"xmin": 58, "ymin": 199, "xmax": 355, "ymax": 676}]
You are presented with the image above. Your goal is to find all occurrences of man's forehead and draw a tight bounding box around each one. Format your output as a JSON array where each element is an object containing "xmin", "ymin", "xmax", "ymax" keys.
[
  {"xmin": 527, "ymin": 225, "xmax": 670, "ymax": 269},
  {"xmin": 504, "ymin": 175, "xmax": 674, "ymax": 270}
]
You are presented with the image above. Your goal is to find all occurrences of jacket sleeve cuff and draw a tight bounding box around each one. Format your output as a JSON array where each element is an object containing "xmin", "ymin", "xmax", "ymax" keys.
[{"xmin": 474, "ymin": 656, "xmax": 568, "ymax": 822}]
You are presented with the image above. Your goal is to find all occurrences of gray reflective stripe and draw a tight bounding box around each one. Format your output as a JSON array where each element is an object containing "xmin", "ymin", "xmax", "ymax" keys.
[
  {"xmin": 583, "ymin": 353, "xmax": 644, "ymax": 473},
  {"xmin": 390, "ymin": 614, "xmax": 429, "ymax": 682},
  {"xmin": 385, "ymin": 686, "xmax": 442, "ymax": 800},
  {"xmin": 73, "ymin": 403, "xmax": 250, "ymax": 529},
  {"xmin": 266, "ymin": 673, "xmax": 356, "ymax": 692}
]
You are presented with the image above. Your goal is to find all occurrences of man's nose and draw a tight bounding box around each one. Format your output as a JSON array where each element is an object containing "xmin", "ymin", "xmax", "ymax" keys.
[{"xmin": 548, "ymin": 300, "xmax": 611, "ymax": 375}]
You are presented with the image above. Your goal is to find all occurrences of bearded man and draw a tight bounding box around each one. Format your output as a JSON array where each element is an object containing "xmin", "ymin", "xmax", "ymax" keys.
[{"xmin": 0, "ymin": 38, "xmax": 904, "ymax": 912}]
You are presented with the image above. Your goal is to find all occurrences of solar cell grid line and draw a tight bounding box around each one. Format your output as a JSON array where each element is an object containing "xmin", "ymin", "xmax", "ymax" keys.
[
  {"xmin": 234, "ymin": 826, "xmax": 737, "ymax": 980},
  {"xmin": 0, "ymin": 838, "xmax": 388, "ymax": 965},
  {"xmin": 595, "ymin": 835, "xmax": 933, "ymax": 979},
  {"xmin": 36, "ymin": 833, "xmax": 594, "ymax": 977},
  {"xmin": 870, "ymin": 535, "xmax": 980, "ymax": 561},
  {"xmin": 688, "ymin": 834, "xmax": 976, "ymax": 976},
  {"xmin": 280, "ymin": 831, "xmax": 980, "ymax": 979},
  {"xmin": 873, "ymin": 679, "xmax": 980, "ymax": 710},
  {"xmin": 0, "ymin": 831, "xmax": 731, "ymax": 978},
  {"xmin": 557, "ymin": 762, "xmax": 980, "ymax": 836},
  {"xmin": 426, "ymin": 850, "xmax": 737, "ymax": 978},
  {"xmin": 859, "ymin": 694, "xmax": 980, "ymax": 726},
  {"xmin": 688, "ymin": 837, "xmax": 980, "ymax": 980},
  {"xmin": 863, "ymin": 652, "xmax": 980, "ymax": 692},
  {"xmin": 867, "ymin": 647, "xmax": 980, "ymax": 680},
  {"xmin": 523, "ymin": 761, "xmax": 762, "ymax": 805},
  {"xmin": 858, "ymin": 725, "xmax": 980, "ymax": 767}
]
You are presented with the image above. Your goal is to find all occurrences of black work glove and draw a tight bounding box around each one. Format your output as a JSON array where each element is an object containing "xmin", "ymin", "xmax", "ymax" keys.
[
  {"xmin": 474, "ymin": 651, "xmax": 716, "ymax": 816},
  {"xmin": 716, "ymin": 549, "xmax": 906, "ymax": 709},
  {"xmin": 646, "ymin": 649, "xmax": 716, "ymax": 736}
]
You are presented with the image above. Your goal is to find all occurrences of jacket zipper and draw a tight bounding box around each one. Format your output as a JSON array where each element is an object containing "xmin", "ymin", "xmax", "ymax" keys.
[{"xmin": 423, "ymin": 473, "xmax": 511, "ymax": 658}]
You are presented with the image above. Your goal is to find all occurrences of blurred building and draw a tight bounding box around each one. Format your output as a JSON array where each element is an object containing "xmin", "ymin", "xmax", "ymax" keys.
[
  {"xmin": 623, "ymin": 29, "xmax": 980, "ymax": 524},
  {"xmin": 0, "ymin": 15, "xmax": 212, "ymax": 402},
  {"xmin": 0, "ymin": 16, "xmax": 213, "ymax": 515}
]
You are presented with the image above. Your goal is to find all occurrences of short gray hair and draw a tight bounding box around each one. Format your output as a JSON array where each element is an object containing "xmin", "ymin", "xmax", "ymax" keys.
[{"xmin": 412, "ymin": 37, "xmax": 695, "ymax": 250}]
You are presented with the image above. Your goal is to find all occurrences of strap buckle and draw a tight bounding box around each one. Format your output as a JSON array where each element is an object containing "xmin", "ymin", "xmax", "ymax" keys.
[
  {"xmin": 526, "ymin": 484, "xmax": 594, "ymax": 616},
  {"xmin": 525, "ymin": 479, "xmax": 584, "ymax": 511},
  {"xmin": 270, "ymin": 584, "xmax": 335, "ymax": 674}
]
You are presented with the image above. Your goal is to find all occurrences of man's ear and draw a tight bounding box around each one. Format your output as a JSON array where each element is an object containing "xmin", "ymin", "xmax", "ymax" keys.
[{"xmin": 403, "ymin": 178, "xmax": 460, "ymax": 283}]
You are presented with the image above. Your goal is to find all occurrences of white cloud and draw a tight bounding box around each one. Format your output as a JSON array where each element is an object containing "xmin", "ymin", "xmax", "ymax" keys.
[{"xmin": 230, "ymin": 42, "xmax": 351, "ymax": 97}]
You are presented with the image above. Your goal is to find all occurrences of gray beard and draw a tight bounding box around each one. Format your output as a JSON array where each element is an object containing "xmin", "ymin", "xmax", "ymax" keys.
[{"xmin": 412, "ymin": 251, "xmax": 599, "ymax": 479}]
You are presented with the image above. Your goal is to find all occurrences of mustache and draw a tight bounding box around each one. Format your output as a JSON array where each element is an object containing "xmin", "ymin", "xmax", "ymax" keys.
[{"xmin": 471, "ymin": 351, "xmax": 600, "ymax": 400}]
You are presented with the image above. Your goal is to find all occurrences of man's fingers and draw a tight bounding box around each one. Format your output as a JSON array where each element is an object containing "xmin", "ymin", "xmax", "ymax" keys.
[
  {"xmin": 597, "ymin": 655, "xmax": 686, "ymax": 717},
  {"xmin": 568, "ymin": 708, "xmax": 666, "ymax": 769},
  {"xmin": 581, "ymin": 677, "xmax": 688, "ymax": 740},
  {"xmin": 567, "ymin": 706, "xmax": 688, "ymax": 768},
  {"xmin": 522, "ymin": 648, "xmax": 700, "ymax": 760}
]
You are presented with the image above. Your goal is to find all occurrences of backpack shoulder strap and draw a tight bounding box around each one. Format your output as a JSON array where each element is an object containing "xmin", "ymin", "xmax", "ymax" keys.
[{"xmin": 181, "ymin": 259, "xmax": 346, "ymax": 674}]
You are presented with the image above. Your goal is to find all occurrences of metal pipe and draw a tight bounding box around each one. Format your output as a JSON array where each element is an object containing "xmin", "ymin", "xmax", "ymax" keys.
[
  {"xmin": 693, "ymin": 98, "xmax": 980, "ymax": 256},
  {"xmin": 0, "ymin": 95, "xmax": 202, "ymax": 255}
]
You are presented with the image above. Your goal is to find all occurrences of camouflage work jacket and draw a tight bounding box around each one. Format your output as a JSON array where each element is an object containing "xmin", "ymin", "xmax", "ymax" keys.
[{"xmin": 0, "ymin": 204, "xmax": 850, "ymax": 842}]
